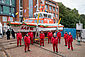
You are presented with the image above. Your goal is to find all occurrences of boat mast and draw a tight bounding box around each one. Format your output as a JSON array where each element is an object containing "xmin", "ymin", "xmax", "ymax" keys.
[{"xmin": 36, "ymin": 0, "xmax": 45, "ymax": 39}]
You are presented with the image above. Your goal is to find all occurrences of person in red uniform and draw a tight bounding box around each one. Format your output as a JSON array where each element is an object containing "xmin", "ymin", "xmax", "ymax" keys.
[
  {"xmin": 57, "ymin": 31, "xmax": 61, "ymax": 44},
  {"xmin": 64, "ymin": 32, "xmax": 68, "ymax": 46},
  {"xmin": 28, "ymin": 31, "xmax": 34, "ymax": 45},
  {"xmin": 52, "ymin": 33, "xmax": 58, "ymax": 53},
  {"xmin": 47, "ymin": 31, "xmax": 53, "ymax": 44},
  {"xmin": 51, "ymin": 37, "xmax": 54, "ymax": 44},
  {"xmin": 16, "ymin": 30, "xmax": 22, "ymax": 47},
  {"xmin": 40, "ymin": 30, "xmax": 45, "ymax": 47},
  {"xmin": 68, "ymin": 32, "xmax": 73, "ymax": 51},
  {"xmin": 24, "ymin": 34, "xmax": 30, "ymax": 52}
]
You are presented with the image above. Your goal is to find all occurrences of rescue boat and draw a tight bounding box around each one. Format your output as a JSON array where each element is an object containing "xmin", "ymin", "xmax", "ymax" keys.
[{"xmin": 7, "ymin": 3, "xmax": 64, "ymax": 32}]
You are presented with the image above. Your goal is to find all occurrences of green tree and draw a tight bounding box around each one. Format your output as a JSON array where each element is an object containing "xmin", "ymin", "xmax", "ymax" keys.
[{"xmin": 58, "ymin": 3, "xmax": 80, "ymax": 28}]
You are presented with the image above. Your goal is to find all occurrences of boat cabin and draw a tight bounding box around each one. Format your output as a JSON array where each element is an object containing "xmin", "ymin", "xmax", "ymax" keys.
[{"xmin": 24, "ymin": 12, "xmax": 54, "ymax": 24}]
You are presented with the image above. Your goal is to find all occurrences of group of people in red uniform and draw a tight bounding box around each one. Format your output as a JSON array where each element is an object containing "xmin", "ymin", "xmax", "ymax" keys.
[
  {"xmin": 16, "ymin": 30, "xmax": 73, "ymax": 53},
  {"xmin": 47, "ymin": 31, "xmax": 61, "ymax": 53},
  {"xmin": 16, "ymin": 30, "xmax": 34, "ymax": 52},
  {"xmin": 64, "ymin": 32, "xmax": 73, "ymax": 50}
]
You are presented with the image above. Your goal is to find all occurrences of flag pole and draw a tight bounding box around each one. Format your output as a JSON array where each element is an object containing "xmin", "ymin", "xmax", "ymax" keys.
[{"xmin": 57, "ymin": 18, "xmax": 61, "ymax": 31}]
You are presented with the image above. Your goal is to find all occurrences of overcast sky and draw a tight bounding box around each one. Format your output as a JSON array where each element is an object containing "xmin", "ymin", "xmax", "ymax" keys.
[{"xmin": 53, "ymin": 0, "xmax": 85, "ymax": 14}]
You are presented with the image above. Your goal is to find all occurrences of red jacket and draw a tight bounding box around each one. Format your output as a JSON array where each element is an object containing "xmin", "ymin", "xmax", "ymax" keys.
[
  {"xmin": 16, "ymin": 33, "xmax": 22, "ymax": 39},
  {"xmin": 68, "ymin": 35, "xmax": 73, "ymax": 42},
  {"xmin": 51, "ymin": 37, "xmax": 55, "ymax": 43},
  {"xmin": 24, "ymin": 36, "xmax": 30, "ymax": 44},
  {"xmin": 57, "ymin": 32, "xmax": 61, "ymax": 37},
  {"xmin": 28, "ymin": 32, "xmax": 33, "ymax": 38},
  {"xmin": 40, "ymin": 33, "xmax": 45, "ymax": 39},
  {"xmin": 53, "ymin": 37, "xmax": 58, "ymax": 44},
  {"xmin": 47, "ymin": 32, "xmax": 53, "ymax": 37},
  {"xmin": 64, "ymin": 33, "xmax": 68, "ymax": 39}
]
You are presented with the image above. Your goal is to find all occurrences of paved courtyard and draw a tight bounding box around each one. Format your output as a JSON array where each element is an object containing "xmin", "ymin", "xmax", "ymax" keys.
[{"xmin": 0, "ymin": 36, "xmax": 85, "ymax": 57}]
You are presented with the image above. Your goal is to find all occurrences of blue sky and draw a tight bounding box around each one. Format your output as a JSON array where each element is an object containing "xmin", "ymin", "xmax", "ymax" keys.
[{"xmin": 53, "ymin": 0, "xmax": 85, "ymax": 14}]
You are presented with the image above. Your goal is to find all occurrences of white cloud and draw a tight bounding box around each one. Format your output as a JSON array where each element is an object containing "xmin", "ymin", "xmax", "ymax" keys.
[{"xmin": 53, "ymin": 0, "xmax": 85, "ymax": 14}]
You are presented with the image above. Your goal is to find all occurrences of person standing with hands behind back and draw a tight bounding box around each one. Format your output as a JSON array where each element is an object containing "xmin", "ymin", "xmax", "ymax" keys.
[
  {"xmin": 11, "ymin": 29, "xmax": 15, "ymax": 39},
  {"xmin": 24, "ymin": 34, "xmax": 30, "ymax": 52},
  {"xmin": 6, "ymin": 29, "xmax": 10, "ymax": 40},
  {"xmin": 40, "ymin": 30, "xmax": 45, "ymax": 47},
  {"xmin": 57, "ymin": 30, "xmax": 61, "ymax": 44},
  {"xmin": 16, "ymin": 30, "xmax": 22, "ymax": 47},
  {"xmin": 47, "ymin": 30, "xmax": 53, "ymax": 44},
  {"xmin": 64, "ymin": 32, "xmax": 68, "ymax": 46},
  {"xmin": 68, "ymin": 32, "xmax": 73, "ymax": 51},
  {"xmin": 28, "ymin": 30, "xmax": 34, "ymax": 45},
  {"xmin": 52, "ymin": 33, "xmax": 58, "ymax": 53}
]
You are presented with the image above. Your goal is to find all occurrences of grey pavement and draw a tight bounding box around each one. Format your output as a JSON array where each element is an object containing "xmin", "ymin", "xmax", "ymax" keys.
[{"xmin": 0, "ymin": 36, "xmax": 85, "ymax": 57}]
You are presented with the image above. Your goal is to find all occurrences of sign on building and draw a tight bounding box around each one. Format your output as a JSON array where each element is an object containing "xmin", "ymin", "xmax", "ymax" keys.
[{"xmin": 76, "ymin": 23, "xmax": 83, "ymax": 30}]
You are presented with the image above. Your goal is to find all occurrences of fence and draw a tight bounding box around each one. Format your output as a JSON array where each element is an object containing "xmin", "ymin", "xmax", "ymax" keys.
[{"xmin": 56, "ymin": 28, "xmax": 76, "ymax": 39}]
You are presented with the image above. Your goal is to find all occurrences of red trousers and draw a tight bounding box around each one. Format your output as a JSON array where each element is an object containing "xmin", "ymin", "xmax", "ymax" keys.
[
  {"xmin": 17, "ymin": 38, "xmax": 21, "ymax": 46},
  {"xmin": 40, "ymin": 39, "xmax": 44, "ymax": 46},
  {"xmin": 53, "ymin": 44, "xmax": 58, "ymax": 52},
  {"xmin": 25, "ymin": 43, "xmax": 30, "ymax": 51},
  {"xmin": 58, "ymin": 37, "xmax": 61, "ymax": 43},
  {"xmin": 68, "ymin": 41, "xmax": 73, "ymax": 50},
  {"xmin": 65, "ymin": 38, "xmax": 68, "ymax": 46},
  {"xmin": 30, "ymin": 37, "xmax": 33, "ymax": 44},
  {"xmin": 48, "ymin": 37, "xmax": 51, "ymax": 43}
]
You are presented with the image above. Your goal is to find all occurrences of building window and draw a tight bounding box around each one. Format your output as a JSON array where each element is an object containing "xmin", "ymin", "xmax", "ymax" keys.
[
  {"xmin": 20, "ymin": 11, "xmax": 23, "ymax": 15},
  {"xmin": 20, "ymin": 8, "xmax": 23, "ymax": 10},
  {"xmin": 10, "ymin": 0, "xmax": 12, "ymax": 5},
  {"xmin": 0, "ymin": 0, "xmax": 2, "ymax": 2},
  {"xmin": 9, "ymin": 7, "xmax": 11, "ymax": 13},
  {"xmin": 1, "ymin": 5, "xmax": 3, "ymax": 13},
  {"xmin": 3, "ymin": 6, "xmax": 10, "ymax": 15},
  {"xmin": 56, "ymin": 8, "xmax": 58, "ymax": 12},
  {"xmin": 10, "ymin": 17, "xmax": 13, "ymax": 22},
  {"xmin": 53, "ymin": 7, "xmax": 55, "ymax": 11},
  {"xmin": 54, "ymin": 13, "xmax": 55, "ymax": 17},
  {"xmin": 2, "ymin": 0, "xmax": 5, "ymax": 3},
  {"xmin": 45, "ymin": 4, "xmax": 48, "ymax": 10},
  {"xmin": 20, "ymin": 0, "xmax": 23, "ymax": 7},
  {"xmin": 3, "ymin": 16, "xmax": 7, "ymax": 22},
  {"xmin": 49, "ymin": 6, "xmax": 52, "ymax": 11},
  {"xmin": 56, "ymin": 14, "xmax": 58, "ymax": 18},
  {"xmin": 11, "ymin": 0, "xmax": 15, "ymax": 6},
  {"xmin": 29, "ymin": 0, "xmax": 33, "ymax": 18},
  {"xmin": 13, "ymin": 8, "xmax": 14, "ymax": 13},
  {"xmin": 11, "ymin": 8, "xmax": 15, "ymax": 14},
  {"xmin": 5, "ymin": 0, "xmax": 10, "ymax": 5}
]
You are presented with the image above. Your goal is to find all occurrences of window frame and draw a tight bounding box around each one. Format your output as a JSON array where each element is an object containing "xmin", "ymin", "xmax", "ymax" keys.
[
  {"xmin": 1, "ymin": 5, "xmax": 3, "ymax": 13},
  {"xmin": 56, "ymin": 8, "xmax": 58, "ymax": 12},
  {"xmin": 56, "ymin": 14, "xmax": 58, "ymax": 18},
  {"xmin": 54, "ymin": 13, "xmax": 55, "ymax": 17},
  {"xmin": 53, "ymin": 7, "xmax": 55, "ymax": 11},
  {"xmin": 10, "ymin": 0, "xmax": 12, "ymax": 5},
  {"xmin": 45, "ymin": 4, "xmax": 48, "ymax": 10},
  {"xmin": 49, "ymin": 6, "xmax": 52, "ymax": 11}
]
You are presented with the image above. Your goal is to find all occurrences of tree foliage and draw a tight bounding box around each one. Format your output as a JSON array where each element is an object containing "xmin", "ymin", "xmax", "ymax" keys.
[{"xmin": 58, "ymin": 3, "xmax": 85, "ymax": 28}]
